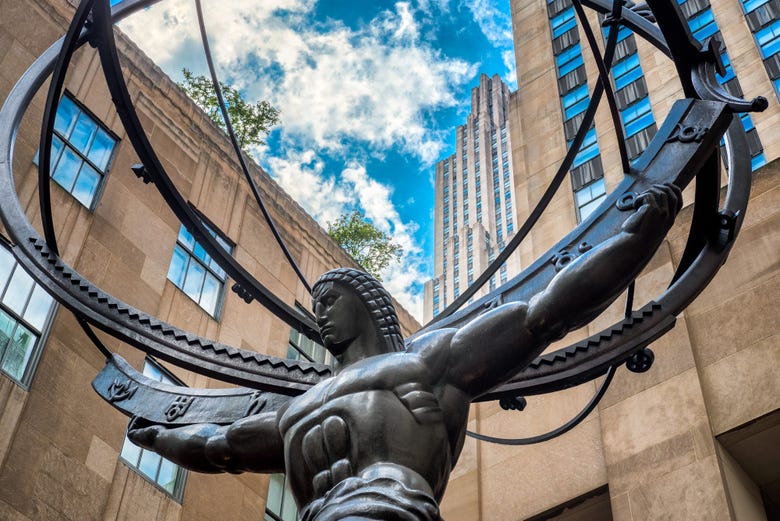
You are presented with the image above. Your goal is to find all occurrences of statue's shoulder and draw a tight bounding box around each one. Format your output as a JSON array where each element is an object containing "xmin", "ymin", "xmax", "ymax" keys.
[{"xmin": 405, "ymin": 328, "xmax": 458, "ymax": 375}]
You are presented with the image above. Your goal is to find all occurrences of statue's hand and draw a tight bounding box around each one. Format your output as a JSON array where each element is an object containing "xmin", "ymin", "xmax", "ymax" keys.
[
  {"xmin": 622, "ymin": 183, "xmax": 682, "ymax": 236},
  {"xmin": 127, "ymin": 418, "xmax": 164, "ymax": 450}
]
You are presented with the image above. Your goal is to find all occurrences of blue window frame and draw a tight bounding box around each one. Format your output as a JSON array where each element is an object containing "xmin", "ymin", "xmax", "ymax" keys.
[
  {"xmin": 0, "ymin": 244, "xmax": 55, "ymax": 387},
  {"xmin": 613, "ymin": 54, "xmax": 643, "ymax": 90},
  {"xmin": 167, "ymin": 224, "xmax": 232, "ymax": 318},
  {"xmin": 603, "ymin": 24, "xmax": 632, "ymax": 43},
  {"xmin": 571, "ymin": 128, "xmax": 600, "ymax": 168},
  {"xmin": 551, "ymin": 7, "xmax": 577, "ymax": 38},
  {"xmin": 48, "ymin": 95, "xmax": 117, "ymax": 209},
  {"xmin": 563, "ymin": 84, "xmax": 589, "ymax": 119},
  {"xmin": 575, "ymin": 177, "xmax": 607, "ymax": 222},
  {"xmin": 622, "ymin": 98, "xmax": 654, "ymax": 137},
  {"xmin": 756, "ymin": 19, "xmax": 780, "ymax": 58},
  {"xmin": 742, "ymin": 0, "xmax": 771, "ymax": 12},
  {"xmin": 688, "ymin": 9, "xmax": 719, "ymax": 41},
  {"xmin": 556, "ymin": 44, "xmax": 584, "ymax": 76}
]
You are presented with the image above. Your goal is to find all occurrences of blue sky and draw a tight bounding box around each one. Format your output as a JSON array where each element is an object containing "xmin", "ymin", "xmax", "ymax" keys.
[{"xmin": 118, "ymin": 0, "xmax": 516, "ymax": 320}]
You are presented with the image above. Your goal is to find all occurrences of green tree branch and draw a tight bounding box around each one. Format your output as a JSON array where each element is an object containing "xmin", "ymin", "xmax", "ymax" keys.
[
  {"xmin": 327, "ymin": 210, "xmax": 403, "ymax": 281},
  {"xmin": 178, "ymin": 68, "xmax": 280, "ymax": 149}
]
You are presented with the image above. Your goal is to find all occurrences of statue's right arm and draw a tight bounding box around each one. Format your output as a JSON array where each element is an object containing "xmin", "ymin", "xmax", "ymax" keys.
[
  {"xmin": 442, "ymin": 184, "xmax": 681, "ymax": 398},
  {"xmin": 127, "ymin": 411, "xmax": 285, "ymax": 474}
]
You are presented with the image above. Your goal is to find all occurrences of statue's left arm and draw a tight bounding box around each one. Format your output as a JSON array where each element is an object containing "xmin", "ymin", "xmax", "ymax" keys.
[{"xmin": 444, "ymin": 184, "xmax": 681, "ymax": 398}]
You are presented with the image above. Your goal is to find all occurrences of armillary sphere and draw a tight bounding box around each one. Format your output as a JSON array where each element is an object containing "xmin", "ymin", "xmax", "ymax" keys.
[{"xmin": 0, "ymin": 0, "xmax": 765, "ymax": 445}]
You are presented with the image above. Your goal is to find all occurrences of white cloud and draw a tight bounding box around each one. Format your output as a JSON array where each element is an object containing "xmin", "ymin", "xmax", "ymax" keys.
[
  {"xmin": 120, "ymin": 0, "xmax": 475, "ymax": 164},
  {"xmin": 117, "ymin": 0, "xmax": 468, "ymax": 321},
  {"xmin": 265, "ymin": 151, "xmax": 426, "ymax": 319},
  {"xmin": 462, "ymin": 0, "xmax": 513, "ymax": 47},
  {"xmin": 502, "ymin": 49, "xmax": 518, "ymax": 90},
  {"xmin": 462, "ymin": 0, "xmax": 516, "ymax": 86},
  {"xmin": 265, "ymin": 149, "xmax": 352, "ymax": 226}
]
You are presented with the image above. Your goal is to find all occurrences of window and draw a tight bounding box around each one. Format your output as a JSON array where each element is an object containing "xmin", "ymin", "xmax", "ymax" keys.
[
  {"xmin": 755, "ymin": 18, "xmax": 780, "ymax": 59},
  {"xmin": 742, "ymin": 0, "xmax": 780, "ymax": 96},
  {"xmin": 48, "ymin": 94, "xmax": 117, "ymax": 209},
  {"xmin": 287, "ymin": 326, "xmax": 331, "ymax": 365},
  {"xmin": 0, "ymin": 244, "xmax": 56, "ymax": 386},
  {"xmin": 613, "ymin": 54, "xmax": 643, "ymax": 90},
  {"xmin": 562, "ymin": 84, "xmax": 589, "ymax": 120},
  {"xmin": 621, "ymin": 98, "xmax": 654, "ymax": 137},
  {"xmin": 575, "ymin": 177, "xmax": 607, "ymax": 222},
  {"xmin": 556, "ymin": 43, "xmax": 584, "ymax": 77},
  {"xmin": 680, "ymin": 1, "xmax": 765, "ymax": 169},
  {"xmin": 266, "ymin": 473, "xmax": 298, "ymax": 521},
  {"xmin": 551, "ymin": 7, "xmax": 577, "ymax": 38},
  {"xmin": 167, "ymin": 223, "xmax": 233, "ymax": 318},
  {"xmin": 120, "ymin": 359, "xmax": 186, "ymax": 499}
]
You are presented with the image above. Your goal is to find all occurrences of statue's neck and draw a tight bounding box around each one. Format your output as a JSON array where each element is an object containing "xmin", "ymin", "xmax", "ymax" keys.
[{"xmin": 336, "ymin": 331, "xmax": 384, "ymax": 368}]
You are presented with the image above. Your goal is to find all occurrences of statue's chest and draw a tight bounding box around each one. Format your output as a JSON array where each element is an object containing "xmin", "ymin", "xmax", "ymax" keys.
[{"xmin": 279, "ymin": 353, "xmax": 437, "ymax": 434}]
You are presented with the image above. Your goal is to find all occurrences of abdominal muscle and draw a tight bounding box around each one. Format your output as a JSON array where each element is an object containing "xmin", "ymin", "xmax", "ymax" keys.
[{"xmin": 281, "ymin": 389, "xmax": 453, "ymax": 508}]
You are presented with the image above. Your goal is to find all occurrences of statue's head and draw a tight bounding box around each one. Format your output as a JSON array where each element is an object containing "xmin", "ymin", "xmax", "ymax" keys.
[{"xmin": 312, "ymin": 268, "xmax": 404, "ymax": 358}]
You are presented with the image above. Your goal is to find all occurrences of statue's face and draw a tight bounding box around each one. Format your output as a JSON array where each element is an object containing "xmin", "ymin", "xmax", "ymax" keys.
[{"xmin": 313, "ymin": 282, "xmax": 367, "ymax": 356}]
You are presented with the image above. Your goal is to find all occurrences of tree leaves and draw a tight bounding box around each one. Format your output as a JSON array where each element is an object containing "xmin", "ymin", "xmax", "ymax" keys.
[
  {"xmin": 178, "ymin": 69, "xmax": 280, "ymax": 149},
  {"xmin": 327, "ymin": 210, "xmax": 403, "ymax": 281}
]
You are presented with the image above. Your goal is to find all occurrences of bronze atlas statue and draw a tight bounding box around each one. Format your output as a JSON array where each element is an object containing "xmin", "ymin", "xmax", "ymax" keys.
[{"xmin": 127, "ymin": 185, "xmax": 680, "ymax": 520}]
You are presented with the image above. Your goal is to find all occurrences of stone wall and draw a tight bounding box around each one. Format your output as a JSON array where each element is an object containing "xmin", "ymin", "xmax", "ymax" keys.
[
  {"xmin": 439, "ymin": 1, "xmax": 780, "ymax": 519},
  {"xmin": 0, "ymin": 1, "xmax": 419, "ymax": 520}
]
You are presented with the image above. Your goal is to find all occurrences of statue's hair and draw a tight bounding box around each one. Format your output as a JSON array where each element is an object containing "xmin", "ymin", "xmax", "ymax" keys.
[{"xmin": 312, "ymin": 268, "xmax": 404, "ymax": 353}]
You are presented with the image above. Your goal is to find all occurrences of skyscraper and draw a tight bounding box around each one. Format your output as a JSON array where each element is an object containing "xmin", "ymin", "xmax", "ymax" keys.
[{"xmin": 423, "ymin": 74, "xmax": 520, "ymax": 322}]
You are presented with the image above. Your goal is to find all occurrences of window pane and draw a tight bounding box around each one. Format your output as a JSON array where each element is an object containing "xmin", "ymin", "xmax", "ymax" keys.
[
  {"xmin": 72, "ymin": 163, "xmax": 101, "ymax": 207},
  {"xmin": 49, "ymin": 136, "xmax": 65, "ymax": 174},
  {"xmin": 52, "ymin": 147, "xmax": 82, "ymax": 192},
  {"xmin": 167, "ymin": 245, "xmax": 189, "ymax": 289},
  {"xmin": 22, "ymin": 285, "xmax": 53, "ymax": 331},
  {"xmin": 1, "ymin": 324, "xmax": 36, "ymax": 381},
  {"xmin": 208, "ymin": 257, "xmax": 227, "ymax": 280},
  {"xmin": 69, "ymin": 112, "xmax": 98, "ymax": 154},
  {"xmin": 157, "ymin": 458, "xmax": 178, "ymax": 493},
  {"xmin": 120, "ymin": 435, "xmax": 142, "ymax": 466},
  {"xmin": 575, "ymin": 185, "xmax": 593, "ymax": 207},
  {"xmin": 0, "ymin": 310, "xmax": 15, "ymax": 355},
  {"xmin": 177, "ymin": 226, "xmax": 195, "ymax": 251},
  {"xmin": 54, "ymin": 96, "xmax": 79, "ymax": 136},
  {"xmin": 266, "ymin": 474, "xmax": 285, "ymax": 514},
  {"xmin": 183, "ymin": 261, "xmax": 206, "ymax": 302},
  {"xmin": 580, "ymin": 194, "xmax": 605, "ymax": 220},
  {"xmin": 0, "ymin": 247, "xmax": 15, "ymax": 287},
  {"xmin": 138, "ymin": 449, "xmax": 162, "ymax": 480},
  {"xmin": 192, "ymin": 242, "xmax": 209, "ymax": 263},
  {"xmin": 215, "ymin": 235, "xmax": 231, "ymax": 252},
  {"xmin": 142, "ymin": 361, "xmax": 165, "ymax": 382},
  {"xmin": 281, "ymin": 478, "xmax": 298, "ymax": 521},
  {"xmin": 199, "ymin": 273, "xmax": 220, "ymax": 316},
  {"xmin": 2, "ymin": 266, "xmax": 34, "ymax": 316},
  {"xmin": 87, "ymin": 128, "xmax": 115, "ymax": 171}
]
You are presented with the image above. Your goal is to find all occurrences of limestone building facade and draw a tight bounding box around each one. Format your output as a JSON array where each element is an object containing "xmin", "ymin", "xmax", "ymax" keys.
[
  {"xmin": 424, "ymin": 74, "xmax": 521, "ymax": 322},
  {"xmin": 436, "ymin": 0, "xmax": 779, "ymax": 520},
  {"xmin": 0, "ymin": 1, "xmax": 420, "ymax": 520}
]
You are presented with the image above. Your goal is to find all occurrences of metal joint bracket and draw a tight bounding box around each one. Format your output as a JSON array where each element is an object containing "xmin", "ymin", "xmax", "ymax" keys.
[
  {"xmin": 626, "ymin": 347, "xmax": 654, "ymax": 373},
  {"xmin": 499, "ymin": 396, "xmax": 527, "ymax": 412},
  {"xmin": 131, "ymin": 163, "xmax": 154, "ymax": 185},
  {"xmin": 231, "ymin": 283, "xmax": 255, "ymax": 304},
  {"xmin": 715, "ymin": 210, "xmax": 740, "ymax": 252}
]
